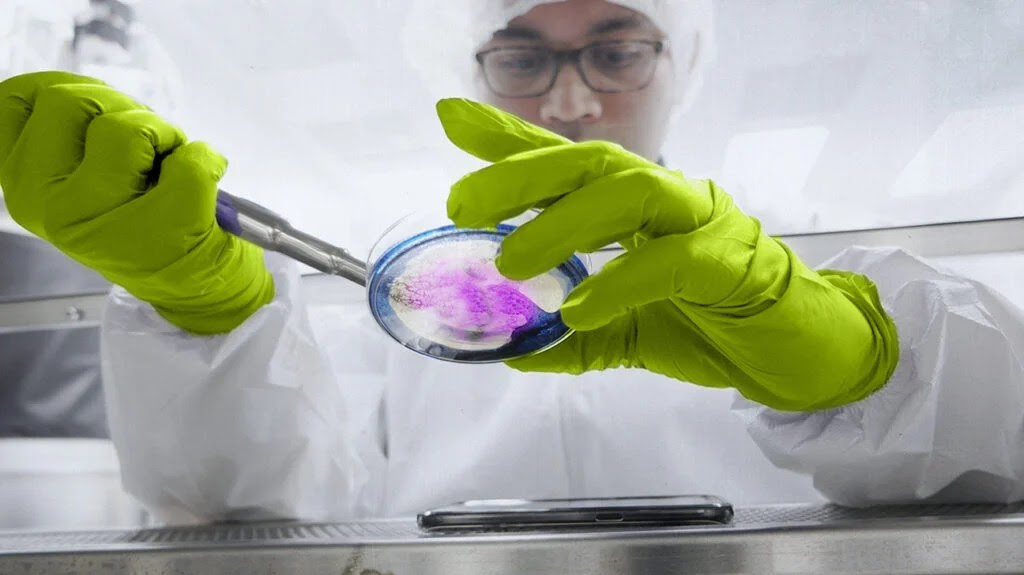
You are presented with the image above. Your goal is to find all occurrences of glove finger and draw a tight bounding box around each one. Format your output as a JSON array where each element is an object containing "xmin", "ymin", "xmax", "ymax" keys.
[
  {"xmin": 72, "ymin": 110, "xmax": 187, "ymax": 211},
  {"xmin": 505, "ymin": 313, "xmax": 636, "ymax": 373},
  {"xmin": 145, "ymin": 141, "xmax": 228, "ymax": 233},
  {"xmin": 497, "ymin": 169, "xmax": 713, "ymax": 280},
  {"xmin": 9, "ymin": 83, "xmax": 145, "ymax": 183},
  {"xmin": 0, "ymin": 72, "xmax": 106, "ymax": 168},
  {"xmin": 32, "ymin": 111, "xmax": 187, "ymax": 239},
  {"xmin": 447, "ymin": 140, "xmax": 651, "ymax": 229},
  {"xmin": 559, "ymin": 236, "xmax": 701, "ymax": 331},
  {"xmin": 56, "ymin": 141, "xmax": 229, "ymax": 276},
  {"xmin": 436, "ymin": 98, "xmax": 571, "ymax": 162}
]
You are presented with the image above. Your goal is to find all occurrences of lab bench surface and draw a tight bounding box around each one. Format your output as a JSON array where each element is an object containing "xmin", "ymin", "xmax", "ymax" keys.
[{"xmin": 3, "ymin": 502, "xmax": 1024, "ymax": 574}]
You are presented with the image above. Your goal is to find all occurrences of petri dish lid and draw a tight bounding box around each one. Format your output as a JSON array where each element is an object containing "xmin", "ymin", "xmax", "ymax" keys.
[{"xmin": 367, "ymin": 224, "xmax": 588, "ymax": 363}]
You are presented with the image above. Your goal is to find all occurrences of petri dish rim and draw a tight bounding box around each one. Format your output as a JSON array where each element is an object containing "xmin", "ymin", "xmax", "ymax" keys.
[{"xmin": 366, "ymin": 224, "xmax": 589, "ymax": 363}]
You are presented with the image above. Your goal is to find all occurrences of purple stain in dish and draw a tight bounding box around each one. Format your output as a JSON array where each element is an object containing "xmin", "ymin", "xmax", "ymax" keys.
[{"xmin": 390, "ymin": 258, "xmax": 542, "ymax": 341}]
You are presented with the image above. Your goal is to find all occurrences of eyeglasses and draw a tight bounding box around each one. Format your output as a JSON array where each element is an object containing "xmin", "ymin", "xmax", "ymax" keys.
[{"xmin": 476, "ymin": 40, "xmax": 666, "ymax": 99}]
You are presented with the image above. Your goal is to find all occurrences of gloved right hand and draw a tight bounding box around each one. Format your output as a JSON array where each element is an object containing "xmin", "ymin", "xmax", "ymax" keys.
[
  {"xmin": 439, "ymin": 98, "xmax": 899, "ymax": 412},
  {"xmin": 0, "ymin": 71, "xmax": 274, "ymax": 334}
]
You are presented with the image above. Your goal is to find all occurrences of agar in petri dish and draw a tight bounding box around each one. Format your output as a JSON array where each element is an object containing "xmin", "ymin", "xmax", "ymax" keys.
[{"xmin": 367, "ymin": 224, "xmax": 588, "ymax": 363}]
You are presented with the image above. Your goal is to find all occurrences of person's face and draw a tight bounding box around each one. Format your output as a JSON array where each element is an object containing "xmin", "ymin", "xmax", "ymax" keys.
[{"xmin": 477, "ymin": 0, "xmax": 675, "ymax": 162}]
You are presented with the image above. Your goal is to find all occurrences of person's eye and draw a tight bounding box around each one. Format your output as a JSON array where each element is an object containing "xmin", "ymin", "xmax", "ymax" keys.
[
  {"xmin": 590, "ymin": 44, "xmax": 645, "ymax": 69},
  {"xmin": 492, "ymin": 51, "xmax": 547, "ymax": 76}
]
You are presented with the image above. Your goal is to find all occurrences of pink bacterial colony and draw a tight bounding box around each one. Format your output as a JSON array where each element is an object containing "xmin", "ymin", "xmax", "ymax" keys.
[{"xmin": 390, "ymin": 259, "xmax": 540, "ymax": 339}]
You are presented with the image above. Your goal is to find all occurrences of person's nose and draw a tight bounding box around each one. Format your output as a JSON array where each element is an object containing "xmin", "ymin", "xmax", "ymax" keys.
[{"xmin": 538, "ymin": 63, "xmax": 602, "ymax": 126}]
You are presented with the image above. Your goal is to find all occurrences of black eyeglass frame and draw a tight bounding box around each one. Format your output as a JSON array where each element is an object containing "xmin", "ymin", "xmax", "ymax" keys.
[{"xmin": 475, "ymin": 40, "xmax": 667, "ymax": 98}]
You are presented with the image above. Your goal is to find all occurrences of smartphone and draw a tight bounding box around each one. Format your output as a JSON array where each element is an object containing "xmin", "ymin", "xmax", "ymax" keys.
[{"xmin": 417, "ymin": 494, "xmax": 733, "ymax": 531}]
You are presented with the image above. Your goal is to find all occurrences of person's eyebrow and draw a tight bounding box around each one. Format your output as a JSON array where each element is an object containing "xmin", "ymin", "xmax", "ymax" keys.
[
  {"xmin": 490, "ymin": 14, "xmax": 652, "ymax": 42},
  {"xmin": 491, "ymin": 26, "xmax": 544, "ymax": 41},
  {"xmin": 588, "ymin": 15, "xmax": 649, "ymax": 36}
]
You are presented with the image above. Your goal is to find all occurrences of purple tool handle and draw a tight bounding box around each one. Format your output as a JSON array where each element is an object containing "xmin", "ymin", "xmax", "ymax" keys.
[{"xmin": 215, "ymin": 190, "xmax": 243, "ymax": 235}]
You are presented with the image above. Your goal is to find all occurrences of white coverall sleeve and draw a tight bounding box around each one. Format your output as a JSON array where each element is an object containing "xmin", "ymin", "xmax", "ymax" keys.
[
  {"xmin": 734, "ymin": 247, "xmax": 1024, "ymax": 506},
  {"xmin": 101, "ymin": 254, "xmax": 382, "ymax": 524}
]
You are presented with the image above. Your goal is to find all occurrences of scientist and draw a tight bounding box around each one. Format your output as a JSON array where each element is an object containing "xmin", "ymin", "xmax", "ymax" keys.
[{"xmin": 1, "ymin": 0, "xmax": 1023, "ymax": 524}]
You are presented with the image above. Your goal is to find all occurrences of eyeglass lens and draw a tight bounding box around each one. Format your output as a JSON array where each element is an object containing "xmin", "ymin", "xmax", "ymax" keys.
[{"xmin": 480, "ymin": 41, "xmax": 660, "ymax": 98}]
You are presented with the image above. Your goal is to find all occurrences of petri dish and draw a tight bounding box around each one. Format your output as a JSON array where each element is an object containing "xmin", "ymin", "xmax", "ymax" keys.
[{"xmin": 367, "ymin": 212, "xmax": 589, "ymax": 363}]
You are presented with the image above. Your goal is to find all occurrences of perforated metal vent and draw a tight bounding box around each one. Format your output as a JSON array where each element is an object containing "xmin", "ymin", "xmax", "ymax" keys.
[
  {"xmin": 735, "ymin": 502, "xmax": 1024, "ymax": 524},
  {"xmin": 4, "ymin": 503, "xmax": 1024, "ymax": 555},
  {"xmin": 0, "ymin": 530, "xmax": 133, "ymax": 550},
  {"xmin": 126, "ymin": 520, "xmax": 421, "ymax": 544},
  {"xmin": 0, "ymin": 520, "xmax": 422, "ymax": 553}
]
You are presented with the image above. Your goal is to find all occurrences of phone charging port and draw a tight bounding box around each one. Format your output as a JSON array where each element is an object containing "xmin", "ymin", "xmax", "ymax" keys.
[{"xmin": 595, "ymin": 512, "xmax": 624, "ymax": 522}]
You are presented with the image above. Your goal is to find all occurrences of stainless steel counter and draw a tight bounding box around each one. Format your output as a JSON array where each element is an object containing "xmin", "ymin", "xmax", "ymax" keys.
[{"xmin": 3, "ymin": 503, "xmax": 1024, "ymax": 574}]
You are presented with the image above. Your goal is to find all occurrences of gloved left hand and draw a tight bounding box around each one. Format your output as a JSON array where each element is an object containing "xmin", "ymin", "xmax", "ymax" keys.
[
  {"xmin": 0, "ymin": 71, "xmax": 274, "ymax": 335},
  {"xmin": 436, "ymin": 98, "xmax": 899, "ymax": 412}
]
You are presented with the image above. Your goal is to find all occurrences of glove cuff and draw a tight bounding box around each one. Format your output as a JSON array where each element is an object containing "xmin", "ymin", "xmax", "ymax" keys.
[{"xmin": 674, "ymin": 182, "xmax": 901, "ymax": 410}]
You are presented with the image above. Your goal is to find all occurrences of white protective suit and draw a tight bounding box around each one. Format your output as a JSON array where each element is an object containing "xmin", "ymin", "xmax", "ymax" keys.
[{"xmin": 102, "ymin": 245, "xmax": 1024, "ymax": 524}]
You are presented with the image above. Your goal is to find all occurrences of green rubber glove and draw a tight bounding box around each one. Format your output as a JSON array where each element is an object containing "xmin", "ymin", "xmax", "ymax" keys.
[
  {"xmin": 437, "ymin": 98, "xmax": 899, "ymax": 412},
  {"xmin": 0, "ymin": 71, "xmax": 273, "ymax": 335}
]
